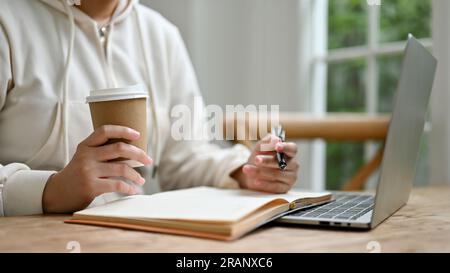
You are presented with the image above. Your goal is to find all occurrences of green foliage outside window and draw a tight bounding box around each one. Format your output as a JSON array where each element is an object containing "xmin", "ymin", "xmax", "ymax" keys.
[
  {"xmin": 326, "ymin": 0, "xmax": 431, "ymax": 190},
  {"xmin": 380, "ymin": 0, "xmax": 431, "ymax": 42},
  {"xmin": 328, "ymin": 0, "xmax": 367, "ymax": 50}
]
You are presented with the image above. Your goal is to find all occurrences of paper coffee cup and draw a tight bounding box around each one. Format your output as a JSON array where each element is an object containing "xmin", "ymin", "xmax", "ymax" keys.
[{"xmin": 86, "ymin": 84, "xmax": 148, "ymax": 168}]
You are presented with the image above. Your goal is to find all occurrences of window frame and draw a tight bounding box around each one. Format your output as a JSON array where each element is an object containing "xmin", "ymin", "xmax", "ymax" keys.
[{"xmin": 311, "ymin": 0, "xmax": 433, "ymax": 190}]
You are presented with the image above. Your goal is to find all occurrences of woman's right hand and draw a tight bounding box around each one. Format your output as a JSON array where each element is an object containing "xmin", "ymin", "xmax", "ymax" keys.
[{"xmin": 42, "ymin": 125, "xmax": 153, "ymax": 214}]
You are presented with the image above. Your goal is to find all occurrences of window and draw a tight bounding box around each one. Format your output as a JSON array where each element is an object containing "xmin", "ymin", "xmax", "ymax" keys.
[{"xmin": 316, "ymin": 0, "xmax": 432, "ymax": 190}]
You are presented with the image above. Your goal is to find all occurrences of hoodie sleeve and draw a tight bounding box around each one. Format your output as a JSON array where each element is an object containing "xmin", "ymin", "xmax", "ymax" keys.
[
  {"xmin": 157, "ymin": 27, "xmax": 251, "ymax": 191},
  {"xmin": 0, "ymin": 22, "xmax": 56, "ymax": 217}
]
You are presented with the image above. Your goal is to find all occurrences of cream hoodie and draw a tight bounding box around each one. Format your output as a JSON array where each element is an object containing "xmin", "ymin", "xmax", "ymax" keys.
[{"xmin": 0, "ymin": 0, "xmax": 250, "ymax": 216}]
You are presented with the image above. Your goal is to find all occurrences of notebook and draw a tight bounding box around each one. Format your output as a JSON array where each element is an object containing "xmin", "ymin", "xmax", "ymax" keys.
[{"xmin": 66, "ymin": 186, "xmax": 332, "ymax": 241}]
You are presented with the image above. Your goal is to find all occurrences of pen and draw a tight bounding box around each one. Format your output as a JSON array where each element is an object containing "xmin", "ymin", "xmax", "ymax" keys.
[{"xmin": 272, "ymin": 125, "xmax": 287, "ymax": 170}]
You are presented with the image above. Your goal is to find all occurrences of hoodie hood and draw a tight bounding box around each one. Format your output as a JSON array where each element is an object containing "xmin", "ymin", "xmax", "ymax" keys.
[{"xmin": 40, "ymin": 0, "xmax": 139, "ymax": 25}]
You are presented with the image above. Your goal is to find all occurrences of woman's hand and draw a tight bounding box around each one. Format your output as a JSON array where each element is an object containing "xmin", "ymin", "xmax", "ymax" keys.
[
  {"xmin": 232, "ymin": 134, "xmax": 299, "ymax": 193},
  {"xmin": 42, "ymin": 125, "xmax": 153, "ymax": 213}
]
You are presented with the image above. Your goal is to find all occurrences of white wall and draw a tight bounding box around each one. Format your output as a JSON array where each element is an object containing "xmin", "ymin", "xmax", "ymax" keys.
[
  {"xmin": 141, "ymin": 0, "xmax": 320, "ymax": 189},
  {"xmin": 430, "ymin": 0, "xmax": 450, "ymax": 185},
  {"xmin": 143, "ymin": 0, "xmax": 304, "ymax": 109}
]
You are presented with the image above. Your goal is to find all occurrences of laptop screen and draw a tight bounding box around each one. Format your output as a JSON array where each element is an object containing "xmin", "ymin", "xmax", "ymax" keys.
[{"xmin": 371, "ymin": 35, "xmax": 437, "ymax": 228}]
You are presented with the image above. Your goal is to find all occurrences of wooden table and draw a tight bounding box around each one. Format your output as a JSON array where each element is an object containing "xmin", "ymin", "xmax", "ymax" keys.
[{"xmin": 1, "ymin": 187, "xmax": 449, "ymax": 253}]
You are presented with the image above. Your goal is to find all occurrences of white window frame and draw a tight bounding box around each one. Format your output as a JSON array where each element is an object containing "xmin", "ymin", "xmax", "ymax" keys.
[
  {"xmin": 310, "ymin": 0, "xmax": 433, "ymax": 190},
  {"xmin": 430, "ymin": 0, "xmax": 450, "ymax": 185},
  {"xmin": 298, "ymin": 0, "xmax": 328, "ymax": 191}
]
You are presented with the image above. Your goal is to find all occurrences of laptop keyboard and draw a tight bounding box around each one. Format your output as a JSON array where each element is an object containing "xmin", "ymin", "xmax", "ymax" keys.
[{"xmin": 291, "ymin": 193, "xmax": 374, "ymax": 221}]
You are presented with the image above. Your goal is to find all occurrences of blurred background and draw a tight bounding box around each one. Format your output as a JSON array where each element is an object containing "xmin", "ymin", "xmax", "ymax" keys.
[{"xmin": 141, "ymin": 0, "xmax": 450, "ymax": 191}]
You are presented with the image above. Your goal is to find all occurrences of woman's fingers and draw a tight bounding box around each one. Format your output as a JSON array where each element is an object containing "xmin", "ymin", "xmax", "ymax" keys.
[
  {"xmin": 257, "ymin": 167, "xmax": 296, "ymax": 185},
  {"xmin": 255, "ymin": 155, "xmax": 279, "ymax": 168},
  {"xmin": 250, "ymin": 179, "xmax": 291, "ymax": 194},
  {"xmin": 242, "ymin": 164, "xmax": 259, "ymax": 177},
  {"xmin": 97, "ymin": 163, "xmax": 146, "ymax": 186},
  {"xmin": 275, "ymin": 142, "xmax": 298, "ymax": 158},
  {"xmin": 254, "ymin": 155, "xmax": 299, "ymax": 171},
  {"xmin": 83, "ymin": 125, "xmax": 141, "ymax": 147},
  {"xmin": 256, "ymin": 134, "xmax": 280, "ymax": 153},
  {"xmin": 94, "ymin": 142, "xmax": 152, "ymax": 165},
  {"xmin": 242, "ymin": 164, "xmax": 297, "ymax": 186},
  {"xmin": 94, "ymin": 178, "xmax": 139, "ymax": 196}
]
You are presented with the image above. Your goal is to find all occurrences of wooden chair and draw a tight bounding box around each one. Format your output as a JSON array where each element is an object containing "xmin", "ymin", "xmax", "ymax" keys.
[{"xmin": 223, "ymin": 112, "xmax": 390, "ymax": 191}]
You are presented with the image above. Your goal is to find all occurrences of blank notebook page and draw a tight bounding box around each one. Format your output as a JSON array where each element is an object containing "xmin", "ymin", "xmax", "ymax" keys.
[{"xmin": 74, "ymin": 186, "xmax": 329, "ymax": 223}]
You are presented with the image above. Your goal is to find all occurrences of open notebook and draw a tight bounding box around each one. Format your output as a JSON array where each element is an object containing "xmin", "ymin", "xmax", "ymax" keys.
[{"xmin": 66, "ymin": 187, "xmax": 332, "ymax": 241}]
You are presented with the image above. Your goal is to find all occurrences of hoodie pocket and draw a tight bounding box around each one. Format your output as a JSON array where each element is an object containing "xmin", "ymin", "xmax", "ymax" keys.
[{"xmin": 25, "ymin": 102, "xmax": 64, "ymax": 169}]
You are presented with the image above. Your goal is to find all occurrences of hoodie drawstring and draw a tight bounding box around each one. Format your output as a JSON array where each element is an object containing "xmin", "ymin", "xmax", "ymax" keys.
[
  {"xmin": 134, "ymin": 6, "xmax": 160, "ymax": 178},
  {"xmin": 62, "ymin": 1, "xmax": 75, "ymax": 166},
  {"xmin": 105, "ymin": 23, "xmax": 119, "ymax": 88}
]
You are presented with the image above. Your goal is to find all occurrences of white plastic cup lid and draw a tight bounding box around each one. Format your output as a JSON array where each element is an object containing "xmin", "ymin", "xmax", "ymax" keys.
[{"xmin": 86, "ymin": 84, "xmax": 148, "ymax": 103}]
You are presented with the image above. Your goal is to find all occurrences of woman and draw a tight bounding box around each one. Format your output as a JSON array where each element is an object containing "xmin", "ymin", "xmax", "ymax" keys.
[{"xmin": 0, "ymin": 0, "xmax": 299, "ymax": 216}]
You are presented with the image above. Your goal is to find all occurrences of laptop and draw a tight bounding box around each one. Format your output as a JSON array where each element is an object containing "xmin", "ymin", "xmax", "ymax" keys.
[{"xmin": 278, "ymin": 35, "xmax": 437, "ymax": 229}]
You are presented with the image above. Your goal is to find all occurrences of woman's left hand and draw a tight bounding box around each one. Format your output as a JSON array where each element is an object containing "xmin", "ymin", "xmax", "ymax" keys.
[{"xmin": 232, "ymin": 134, "xmax": 299, "ymax": 193}]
